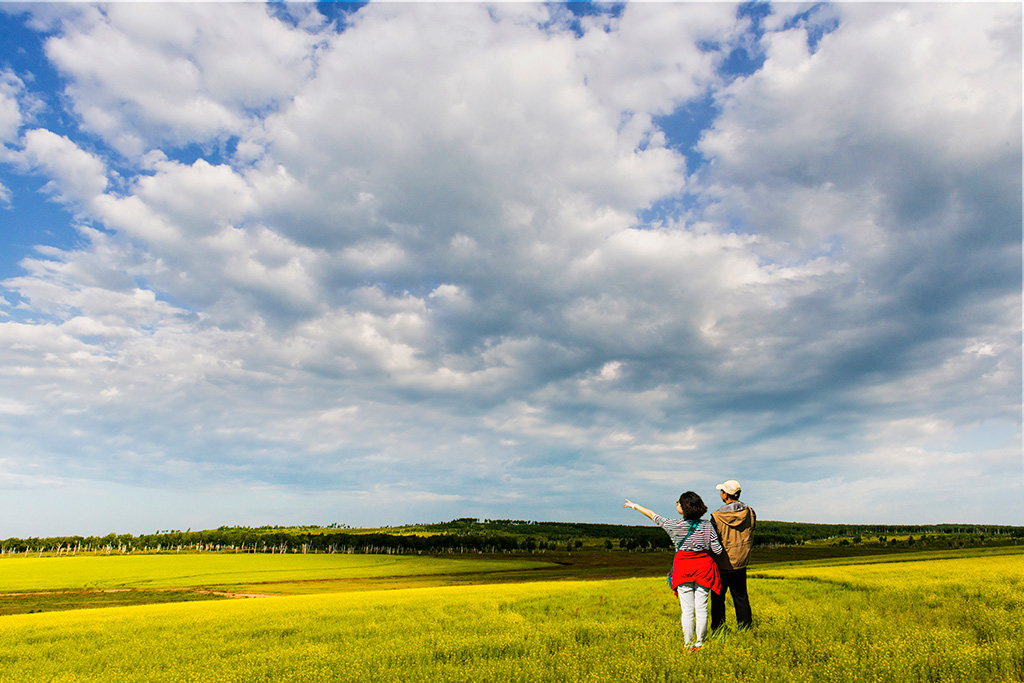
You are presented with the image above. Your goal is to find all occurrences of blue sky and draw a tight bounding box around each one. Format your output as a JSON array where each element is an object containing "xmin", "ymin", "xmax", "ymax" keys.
[{"xmin": 0, "ymin": 2, "xmax": 1020, "ymax": 537}]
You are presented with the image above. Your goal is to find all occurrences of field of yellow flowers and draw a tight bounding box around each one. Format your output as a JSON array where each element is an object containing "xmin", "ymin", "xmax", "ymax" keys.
[
  {"xmin": 1, "ymin": 547, "xmax": 1021, "ymax": 682},
  {"xmin": 0, "ymin": 551, "xmax": 552, "ymax": 594}
]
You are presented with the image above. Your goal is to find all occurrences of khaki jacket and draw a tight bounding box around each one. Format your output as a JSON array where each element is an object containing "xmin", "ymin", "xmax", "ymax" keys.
[{"xmin": 711, "ymin": 504, "xmax": 756, "ymax": 571}]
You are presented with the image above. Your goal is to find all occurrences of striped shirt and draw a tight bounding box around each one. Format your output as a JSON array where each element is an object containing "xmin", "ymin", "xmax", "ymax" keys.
[{"xmin": 653, "ymin": 515, "xmax": 724, "ymax": 554}]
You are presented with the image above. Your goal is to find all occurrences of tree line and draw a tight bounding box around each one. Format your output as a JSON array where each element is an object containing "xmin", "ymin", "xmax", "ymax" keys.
[
  {"xmin": 3, "ymin": 520, "xmax": 1020, "ymax": 556},
  {"xmin": 0, "ymin": 530, "xmax": 523, "ymax": 556}
]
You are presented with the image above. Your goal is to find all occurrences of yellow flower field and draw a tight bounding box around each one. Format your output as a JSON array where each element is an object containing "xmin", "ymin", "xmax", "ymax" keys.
[
  {"xmin": 0, "ymin": 552, "xmax": 553, "ymax": 593},
  {"xmin": 1, "ymin": 549, "xmax": 1021, "ymax": 682}
]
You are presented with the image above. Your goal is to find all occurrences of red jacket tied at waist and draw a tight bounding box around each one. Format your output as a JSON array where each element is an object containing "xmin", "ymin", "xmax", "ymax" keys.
[{"xmin": 671, "ymin": 550, "xmax": 721, "ymax": 595}]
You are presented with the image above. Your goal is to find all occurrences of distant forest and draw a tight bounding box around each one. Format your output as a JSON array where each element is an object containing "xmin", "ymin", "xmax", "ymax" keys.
[{"xmin": 3, "ymin": 518, "xmax": 1022, "ymax": 556}]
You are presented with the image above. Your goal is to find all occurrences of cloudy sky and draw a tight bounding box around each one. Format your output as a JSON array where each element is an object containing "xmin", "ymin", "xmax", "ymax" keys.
[{"xmin": 0, "ymin": 2, "xmax": 1020, "ymax": 537}]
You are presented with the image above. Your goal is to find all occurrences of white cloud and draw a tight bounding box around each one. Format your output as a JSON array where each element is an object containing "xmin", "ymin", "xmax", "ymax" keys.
[
  {"xmin": 250, "ymin": 2, "xmax": 718, "ymax": 265},
  {"xmin": 133, "ymin": 159, "xmax": 259, "ymax": 237},
  {"xmin": 699, "ymin": 3, "xmax": 1021, "ymax": 248},
  {"xmin": 17, "ymin": 128, "xmax": 108, "ymax": 205},
  {"xmin": 575, "ymin": 3, "xmax": 743, "ymax": 115},
  {"xmin": 0, "ymin": 69, "xmax": 25, "ymax": 143},
  {"xmin": 0, "ymin": 397, "xmax": 31, "ymax": 416},
  {"xmin": 42, "ymin": 3, "xmax": 326, "ymax": 156}
]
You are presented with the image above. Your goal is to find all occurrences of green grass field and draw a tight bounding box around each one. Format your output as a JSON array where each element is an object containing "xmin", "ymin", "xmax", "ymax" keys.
[{"xmin": 0, "ymin": 546, "xmax": 1021, "ymax": 682}]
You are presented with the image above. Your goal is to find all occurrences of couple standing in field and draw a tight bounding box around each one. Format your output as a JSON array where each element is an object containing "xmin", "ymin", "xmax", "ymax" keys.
[{"xmin": 623, "ymin": 479, "xmax": 755, "ymax": 652}]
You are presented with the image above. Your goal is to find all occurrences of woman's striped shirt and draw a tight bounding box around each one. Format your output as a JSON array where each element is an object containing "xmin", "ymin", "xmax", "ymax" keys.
[{"xmin": 653, "ymin": 515, "xmax": 724, "ymax": 554}]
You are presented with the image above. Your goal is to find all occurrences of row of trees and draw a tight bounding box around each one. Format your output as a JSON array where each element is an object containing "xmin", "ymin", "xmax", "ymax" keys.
[
  {"xmin": 0, "ymin": 529, "xmax": 552, "ymax": 556},
  {"xmin": 836, "ymin": 532, "xmax": 1018, "ymax": 548},
  {"xmin": 4, "ymin": 520, "xmax": 1020, "ymax": 556}
]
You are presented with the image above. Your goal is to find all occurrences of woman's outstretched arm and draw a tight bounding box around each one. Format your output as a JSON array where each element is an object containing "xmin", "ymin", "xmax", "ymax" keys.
[{"xmin": 623, "ymin": 499, "xmax": 657, "ymax": 521}]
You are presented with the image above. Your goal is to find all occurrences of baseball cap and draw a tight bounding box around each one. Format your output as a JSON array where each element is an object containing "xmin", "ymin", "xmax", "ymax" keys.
[{"xmin": 716, "ymin": 479, "xmax": 742, "ymax": 495}]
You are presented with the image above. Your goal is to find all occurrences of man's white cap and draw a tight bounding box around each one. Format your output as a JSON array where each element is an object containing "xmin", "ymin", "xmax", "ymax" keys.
[{"xmin": 716, "ymin": 479, "xmax": 742, "ymax": 495}]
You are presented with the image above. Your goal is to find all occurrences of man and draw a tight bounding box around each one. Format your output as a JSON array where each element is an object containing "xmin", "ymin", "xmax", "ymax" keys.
[{"xmin": 710, "ymin": 479, "xmax": 755, "ymax": 630}]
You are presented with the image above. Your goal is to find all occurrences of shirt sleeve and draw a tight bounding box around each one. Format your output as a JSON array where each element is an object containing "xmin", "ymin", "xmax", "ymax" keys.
[
  {"xmin": 653, "ymin": 514, "xmax": 688, "ymax": 547},
  {"xmin": 707, "ymin": 521, "xmax": 724, "ymax": 555}
]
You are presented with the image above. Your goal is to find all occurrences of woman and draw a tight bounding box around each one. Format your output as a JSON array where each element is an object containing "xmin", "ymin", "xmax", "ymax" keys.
[{"xmin": 624, "ymin": 493, "xmax": 723, "ymax": 651}]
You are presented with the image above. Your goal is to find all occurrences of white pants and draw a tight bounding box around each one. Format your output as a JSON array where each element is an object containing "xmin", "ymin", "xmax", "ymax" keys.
[{"xmin": 677, "ymin": 582, "xmax": 710, "ymax": 647}]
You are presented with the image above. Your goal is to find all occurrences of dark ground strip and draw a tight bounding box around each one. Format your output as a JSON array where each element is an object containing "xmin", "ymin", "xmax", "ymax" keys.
[{"xmin": 0, "ymin": 589, "xmax": 229, "ymax": 616}]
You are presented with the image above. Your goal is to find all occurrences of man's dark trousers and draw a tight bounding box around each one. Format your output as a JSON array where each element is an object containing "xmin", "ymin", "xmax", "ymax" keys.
[{"xmin": 711, "ymin": 568, "xmax": 752, "ymax": 630}]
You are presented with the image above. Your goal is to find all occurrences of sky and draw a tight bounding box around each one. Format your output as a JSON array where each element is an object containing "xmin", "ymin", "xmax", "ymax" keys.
[{"xmin": 0, "ymin": 2, "xmax": 1020, "ymax": 538}]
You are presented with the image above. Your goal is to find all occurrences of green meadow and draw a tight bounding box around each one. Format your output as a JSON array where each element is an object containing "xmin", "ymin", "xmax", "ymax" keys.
[{"xmin": 1, "ymin": 547, "xmax": 1021, "ymax": 682}]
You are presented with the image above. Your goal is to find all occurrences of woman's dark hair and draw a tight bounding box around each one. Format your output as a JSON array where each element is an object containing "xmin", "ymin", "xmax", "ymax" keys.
[{"xmin": 677, "ymin": 491, "xmax": 707, "ymax": 520}]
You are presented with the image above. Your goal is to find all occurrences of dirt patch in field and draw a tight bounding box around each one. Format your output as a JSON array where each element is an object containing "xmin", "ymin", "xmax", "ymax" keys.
[{"xmin": 0, "ymin": 588, "xmax": 236, "ymax": 616}]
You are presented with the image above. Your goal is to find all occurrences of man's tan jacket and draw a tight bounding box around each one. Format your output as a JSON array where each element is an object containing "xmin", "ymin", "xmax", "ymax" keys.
[{"xmin": 711, "ymin": 504, "xmax": 756, "ymax": 571}]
